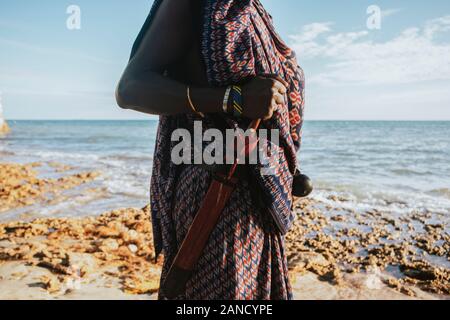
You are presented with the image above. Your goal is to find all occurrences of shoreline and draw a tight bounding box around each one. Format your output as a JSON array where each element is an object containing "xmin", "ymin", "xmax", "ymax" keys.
[{"xmin": 0, "ymin": 162, "xmax": 449, "ymax": 300}]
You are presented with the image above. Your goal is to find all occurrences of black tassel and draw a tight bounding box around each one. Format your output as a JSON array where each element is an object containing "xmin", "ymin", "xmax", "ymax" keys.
[{"xmin": 292, "ymin": 170, "xmax": 313, "ymax": 198}]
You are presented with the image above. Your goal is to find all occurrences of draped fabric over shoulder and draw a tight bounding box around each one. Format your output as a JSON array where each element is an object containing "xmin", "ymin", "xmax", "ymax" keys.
[{"xmin": 131, "ymin": 0, "xmax": 305, "ymax": 300}]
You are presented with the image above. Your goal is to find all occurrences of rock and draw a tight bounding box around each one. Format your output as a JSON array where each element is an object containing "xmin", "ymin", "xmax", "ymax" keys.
[
  {"xmin": 117, "ymin": 246, "xmax": 132, "ymax": 258},
  {"xmin": 100, "ymin": 239, "xmax": 119, "ymax": 252},
  {"xmin": 38, "ymin": 275, "xmax": 62, "ymax": 294},
  {"xmin": 288, "ymin": 251, "xmax": 331, "ymax": 273},
  {"xmin": 97, "ymin": 226, "xmax": 120, "ymax": 238},
  {"xmin": 400, "ymin": 265, "xmax": 437, "ymax": 281},
  {"xmin": 128, "ymin": 244, "xmax": 138, "ymax": 254},
  {"xmin": 0, "ymin": 163, "xmax": 100, "ymax": 212},
  {"xmin": 122, "ymin": 271, "xmax": 160, "ymax": 295}
]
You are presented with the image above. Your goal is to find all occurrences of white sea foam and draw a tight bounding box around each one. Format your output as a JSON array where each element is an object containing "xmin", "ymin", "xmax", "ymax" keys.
[
  {"xmin": 2, "ymin": 120, "xmax": 449, "ymax": 221},
  {"xmin": 310, "ymin": 181, "xmax": 450, "ymax": 216}
]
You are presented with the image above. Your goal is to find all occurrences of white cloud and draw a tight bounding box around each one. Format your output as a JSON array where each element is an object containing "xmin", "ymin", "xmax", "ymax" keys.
[
  {"xmin": 290, "ymin": 15, "xmax": 450, "ymax": 86},
  {"xmin": 424, "ymin": 15, "xmax": 450, "ymax": 39},
  {"xmin": 381, "ymin": 8, "xmax": 402, "ymax": 19},
  {"xmin": 294, "ymin": 22, "xmax": 333, "ymax": 42}
]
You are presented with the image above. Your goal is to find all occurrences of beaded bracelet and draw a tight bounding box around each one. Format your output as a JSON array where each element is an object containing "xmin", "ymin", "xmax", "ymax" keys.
[
  {"xmin": 223, "ymin": 86, "xmax": 232, "ymax": 113},
  {"xmin": 224, "ymin": 85, "xmax": 243, "ymax": 117}
]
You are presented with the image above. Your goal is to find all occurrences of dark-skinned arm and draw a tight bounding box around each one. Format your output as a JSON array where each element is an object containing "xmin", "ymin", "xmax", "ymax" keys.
[
  {"xmin": 116, "ymin": 0, "xmax": 225, "ymax": 115},
  {"xmin": 115, "ymin": 0, "xmax": 286, "ymax": 119}
]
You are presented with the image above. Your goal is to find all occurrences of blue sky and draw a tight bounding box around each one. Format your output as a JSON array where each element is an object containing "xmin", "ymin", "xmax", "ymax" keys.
[{"xmin": 1, "ymin": 0, "xmax": 449, "ymax": 120}]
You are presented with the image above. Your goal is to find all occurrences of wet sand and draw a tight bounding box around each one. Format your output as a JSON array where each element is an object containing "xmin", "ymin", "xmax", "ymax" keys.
[{"xmin": 0, "ymin": 162, "xmax": 448, "ymax": 300}]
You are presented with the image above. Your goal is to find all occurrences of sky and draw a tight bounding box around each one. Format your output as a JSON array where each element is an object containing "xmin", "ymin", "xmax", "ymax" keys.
[{"xmin": 0, "ymin": 0, "xmax": 449, "ymax": 120}]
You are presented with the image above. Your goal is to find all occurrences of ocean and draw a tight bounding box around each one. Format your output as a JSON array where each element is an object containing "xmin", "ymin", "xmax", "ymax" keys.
[{"xmin": 1, "ymin": 120, "xmax": 449, "ymax": 222}]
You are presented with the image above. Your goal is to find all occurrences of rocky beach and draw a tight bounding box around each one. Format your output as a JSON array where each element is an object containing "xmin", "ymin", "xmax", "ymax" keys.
[{"xmin": 0, "ymin": 161, "xmax": 448, "ymax": 300}]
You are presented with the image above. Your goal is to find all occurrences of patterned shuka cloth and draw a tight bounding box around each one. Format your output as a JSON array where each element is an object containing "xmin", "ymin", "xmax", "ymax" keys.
[{"xmin": 130, "ymin": 0, "xmax": 305, "ymax": 300}]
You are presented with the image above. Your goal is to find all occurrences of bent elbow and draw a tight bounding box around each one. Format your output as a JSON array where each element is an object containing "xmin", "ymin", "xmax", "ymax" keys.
[{"xmin": 115, "ymin": 80, "xmax": 131, "ymax": 109}]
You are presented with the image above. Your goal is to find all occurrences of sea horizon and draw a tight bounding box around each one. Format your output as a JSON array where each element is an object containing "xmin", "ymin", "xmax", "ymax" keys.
[{"xmin": 1, "ymin": 120, "xmax": 449, "ymax": 225}]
